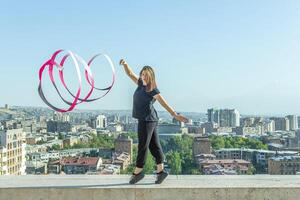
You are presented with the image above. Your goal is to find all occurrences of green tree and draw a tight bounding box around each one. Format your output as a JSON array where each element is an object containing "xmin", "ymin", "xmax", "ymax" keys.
[
  {"xmin": 72, "ymin": 142, "xmax": 89, "ymax": 149},
  {"xmin": 143, "ymin": 154, "xmax": 156, "ymax": 174},
  {"xmin": 167, "ymin": 151, "xmax": 182, "ymax": 175},
  {"xmin": 224, "ymin": 139, "xmax": 233, "ymax": 148},
  {"xmin": 181, "ymin": 149, "xmax": 195, "ymax": 174},
  {"xmin": 247, "ymin": 164, "xmax": 256, "ymax": 175},
  {"xmin": 51, "ymin": 144, "xmax": 61, "ymax": 150},
  {"xmin": 121, "ymin": 132, "xmax": 138, "ymax": 141},
  {"xmin": 58, "ymin": 132, "xmax": 64, "ymax": 140},
  {"xmin": 210, "ymin": 136, "xmax": 225, "ymax": 150},
  {"xmin": 209, "ymin": 135, "xmax": 267, "ymax": 150}
]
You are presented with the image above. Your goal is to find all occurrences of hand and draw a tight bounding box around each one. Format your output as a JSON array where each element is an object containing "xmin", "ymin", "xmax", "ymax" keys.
[
  {"xmin": 119, "ymin": 59, "xmax": 127, "ymax": 66},
  {"xmin": 174, "ymin": 114, "xmax": 188, "ymax": 123}
]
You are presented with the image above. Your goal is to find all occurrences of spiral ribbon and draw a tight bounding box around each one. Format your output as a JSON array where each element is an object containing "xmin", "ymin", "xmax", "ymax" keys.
[{"xmin": 38, "ymin": 49, "xmax": 115, "ymax": 112}]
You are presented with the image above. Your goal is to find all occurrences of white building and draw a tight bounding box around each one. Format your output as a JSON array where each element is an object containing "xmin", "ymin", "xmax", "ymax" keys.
[
  {"xmin": 0, "ymin": 127, "xmax": 26, "ymax": 175},
  {"xmin": 286, "ymin": 115, "xmax": 298, "ymax": 131},
  {"xmin": 264, "ymin": 120, "xmax": 275, "ymax": 133},
  {"xmin": 207, "ymin": 108, "xmax": 240, "ymax": 128},
  {"xmin": 96, "ymin": 115, "xmax": 107, "ymax": 129}
]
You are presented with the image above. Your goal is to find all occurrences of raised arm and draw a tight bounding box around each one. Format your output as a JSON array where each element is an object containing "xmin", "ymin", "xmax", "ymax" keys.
[
  {"xmin": 153, "ymin": 93, "xmax": 188, "ymax": 123},
  {"xmin": 120, "ymin": 59, "xmax": 139, "ymax": 85}
]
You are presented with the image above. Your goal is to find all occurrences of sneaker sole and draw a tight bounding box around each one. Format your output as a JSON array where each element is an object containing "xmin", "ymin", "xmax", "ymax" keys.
[
  {"xmin": 129, "ymin": 174, "xmax": 145, "ymax": 184},
  {"xmin": 155, "ymin": 173, "xmax": 168, "ymax": 184}
]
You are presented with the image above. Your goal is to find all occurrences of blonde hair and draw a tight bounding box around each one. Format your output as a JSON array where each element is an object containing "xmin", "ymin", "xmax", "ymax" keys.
[{"xmin": 139, "ymin": 66, "xmax": 157, "ymax": 92}]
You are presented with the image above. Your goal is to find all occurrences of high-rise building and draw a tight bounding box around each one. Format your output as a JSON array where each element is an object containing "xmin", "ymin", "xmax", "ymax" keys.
[
  {"xmin": 264, "ymin": 120, "xmax": 275, "ymax": 133},
  {"xmin": 207, "ymin": 108, "xmax": 240, "ymax": 128},
  {"xmin": 0, "ymin": 126, "xmax": 26, "ymax": 175},
  {"xmin": 96, "ymin": 115, "xmax": 107, "ymax": 129},
  {"xmin": 271, "ymin": 117, "xmax": 290, "ymax": 131},
  {"xmin": 286, "ymin": 115, "xmax": 298, "ymax": 131},
  {"xmin": 229, "ymin": 109, "xmax": 240, "ymax": 127},
  {"xmin": 207, "ymin": 108, "xmax": 220, "ymax": 125}
]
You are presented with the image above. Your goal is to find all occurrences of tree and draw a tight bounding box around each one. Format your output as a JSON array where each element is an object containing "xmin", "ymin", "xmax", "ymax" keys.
[
  {"xmin": 210, "ymin": 136, "xmax": 225, "ymax": 150},
  {"xmin": 143, "ymin": 153, "xmax": 156, "ymax": 174},
  {"xmin": 58, "ymin": 132, "xmax": 64, "ymax": 140},
  {"xmin": 167, "ymin": 151, "xmax": 182, "ymax": 175},
  {"xmin": 181, "ymin": 149, "xmax": 195, "ymax": 174},
  {"xmin": 209, "ymin": 135, "xmax": 268, "ymax": 150},
  {"xmin": 247, "ymin": 164, "xmax": 256, "ymax": 175},
  {"xmin": 51, "ymin": 144, "xmax": 61, "ymax": 150},
  {"xmin": 72, "ymin": 142, "xmax": 89, "ymax": 149}
]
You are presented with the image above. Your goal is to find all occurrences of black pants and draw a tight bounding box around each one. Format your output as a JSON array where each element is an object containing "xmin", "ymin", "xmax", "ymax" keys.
[{"xmin": 136, "ymin": 120, "xmax": 164, "ymax": 168}]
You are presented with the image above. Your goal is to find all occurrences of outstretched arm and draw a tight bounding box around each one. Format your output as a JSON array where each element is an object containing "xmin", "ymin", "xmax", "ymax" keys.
[
  {"xmin": 153, "ymin": 94, "xmax": 188, "ymax": 122},
  {"xmin": 120, "ymin": 59, "xmax": 139, "ymax": 85}
]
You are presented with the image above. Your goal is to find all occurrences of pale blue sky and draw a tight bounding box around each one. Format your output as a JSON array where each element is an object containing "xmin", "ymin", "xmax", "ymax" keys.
[{"xmin": 1, "ymin": 1, "xmax": 300, "ymax": 115}]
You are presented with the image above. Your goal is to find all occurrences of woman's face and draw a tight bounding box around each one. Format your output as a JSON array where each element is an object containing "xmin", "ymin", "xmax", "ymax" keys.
[{"xmin": 141, "ymin": 71, "xmax": 147, "ymax": 83}]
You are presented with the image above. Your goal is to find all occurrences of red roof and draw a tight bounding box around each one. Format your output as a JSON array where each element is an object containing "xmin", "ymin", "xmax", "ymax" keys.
[{"xmin": 60, "ymin": 157, "xmax": 100, "ymax": 166}]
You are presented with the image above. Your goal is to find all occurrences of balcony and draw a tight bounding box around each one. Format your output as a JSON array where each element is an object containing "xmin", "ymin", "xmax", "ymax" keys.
[{"xmin": 0, "ymin": 175, "xmax": 300, "ymax": 200}]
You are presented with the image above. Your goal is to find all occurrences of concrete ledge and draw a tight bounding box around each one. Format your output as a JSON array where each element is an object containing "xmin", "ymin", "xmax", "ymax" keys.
[{"xmin": 0, "ymin": 175, "xmax": 300, "ymax": 200}]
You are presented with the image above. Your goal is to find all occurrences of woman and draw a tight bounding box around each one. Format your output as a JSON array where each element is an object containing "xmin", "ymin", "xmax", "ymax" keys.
[{"xmin": 120, "ymin": 59, "xmax": 188, "ymax": 184}]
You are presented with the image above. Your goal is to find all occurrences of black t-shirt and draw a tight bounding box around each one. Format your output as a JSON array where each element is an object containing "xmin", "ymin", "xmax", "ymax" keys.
[{"xmin": 132, "ymin": 78, "xmax": 160, "ymax": 121}]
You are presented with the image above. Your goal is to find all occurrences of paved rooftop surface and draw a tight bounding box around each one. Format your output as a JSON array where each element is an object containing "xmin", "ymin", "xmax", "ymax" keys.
[{"xmin": 1, "ymin": 175, "xmax": 300, "ymax": 188}]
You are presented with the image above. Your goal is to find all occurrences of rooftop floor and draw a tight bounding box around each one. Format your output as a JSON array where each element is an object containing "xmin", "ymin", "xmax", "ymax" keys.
[{"xmin": 1, "ymin": 175, "xmax": 300, "ymax": 200}]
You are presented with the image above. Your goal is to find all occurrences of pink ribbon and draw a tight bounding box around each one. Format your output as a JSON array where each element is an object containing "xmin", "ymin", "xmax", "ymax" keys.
[{"xmin": 38, "ymin": 49, "xmax": 115, "ymax": 112}]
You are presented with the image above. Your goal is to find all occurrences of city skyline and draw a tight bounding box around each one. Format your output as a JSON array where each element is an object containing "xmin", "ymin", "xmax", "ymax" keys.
[
  {"xmin": 2, "ymin": 104, "xmax": 300, "ymax": 118},
  {"xmin": 1, "ymin": 1, "xmax": 300, "ymax": 115}
]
